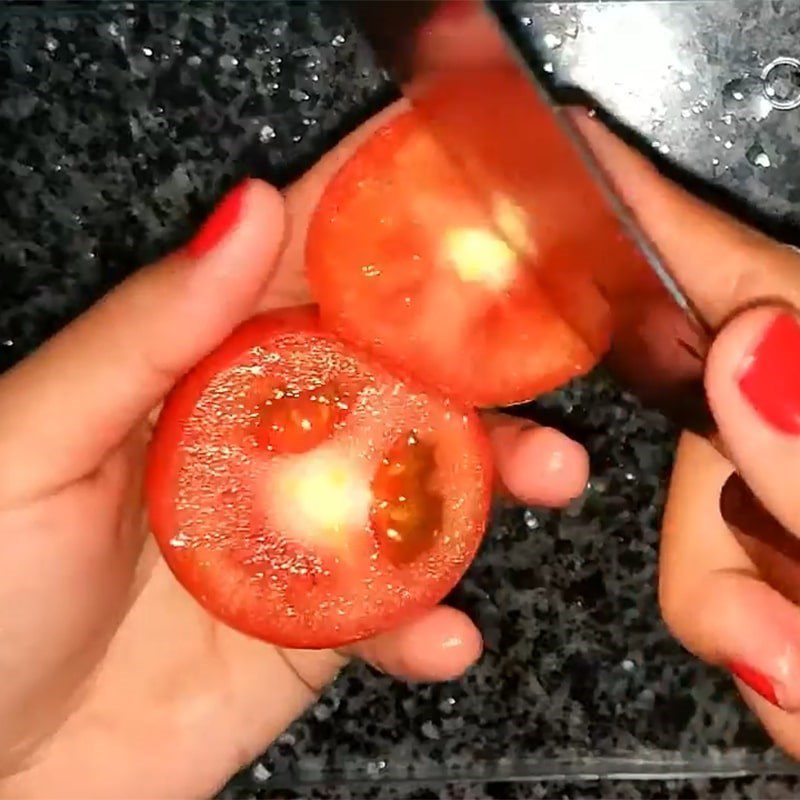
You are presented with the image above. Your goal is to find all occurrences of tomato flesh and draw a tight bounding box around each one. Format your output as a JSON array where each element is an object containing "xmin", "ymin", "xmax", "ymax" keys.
[
  {"xmin": 306, "ymin": 109, "xmax": 613, "ymax": 407},
  {"xmin": 147, "ymin": 307, "xmax": 491, "ymax": 649}
]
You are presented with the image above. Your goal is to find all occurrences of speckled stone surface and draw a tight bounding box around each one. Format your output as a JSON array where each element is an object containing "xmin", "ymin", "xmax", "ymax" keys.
[
  {"xmin": 220, "ymin": 776, "xmax": 800, "ymax": 799},
  {"xmin": 2, "ymin": 1, "xmax": 800, "ymax": 798}
]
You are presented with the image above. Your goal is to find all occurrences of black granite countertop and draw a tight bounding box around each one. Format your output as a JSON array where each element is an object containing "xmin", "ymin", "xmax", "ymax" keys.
[{"xmin": 2, "ymin": 2, "xmax": 800, "ymax": 798}]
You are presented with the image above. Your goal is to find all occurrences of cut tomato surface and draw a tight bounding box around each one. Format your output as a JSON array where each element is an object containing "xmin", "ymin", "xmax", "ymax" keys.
[
  {"xmin": 306, "ymin": 108, "xmax": 613, "ymax": 408},
  {"xmin": 147, "ymin": 306, "xmax": 491, "ymax": 649}
]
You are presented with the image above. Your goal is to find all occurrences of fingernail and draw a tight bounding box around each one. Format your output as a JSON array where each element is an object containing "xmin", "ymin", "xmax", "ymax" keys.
[
  {"xmin": 728, "ymin": 660, "xmax": 782, "ymax": 708},
  {"xmin": 738, "ymin": 312, "xmax": 800, "ymax": 434},
  {"xmin": 187, "ymin": 179, "xmax": 250, "ymax": 258}
]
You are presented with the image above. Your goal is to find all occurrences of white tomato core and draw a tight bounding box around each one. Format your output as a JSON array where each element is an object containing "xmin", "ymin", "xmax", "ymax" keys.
[{"xmin": 266, "ymin": 445, "xmax": 373, "ymax": 549}]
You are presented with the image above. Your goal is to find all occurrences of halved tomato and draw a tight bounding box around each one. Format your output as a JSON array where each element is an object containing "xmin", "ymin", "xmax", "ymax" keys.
[
  {"xmin": 306, "ymin": 108, "xmax": 612, "ymax": 408},
  {"xmin": 146, "ymin": 306, "xmax": 491, "ymax": 650}
]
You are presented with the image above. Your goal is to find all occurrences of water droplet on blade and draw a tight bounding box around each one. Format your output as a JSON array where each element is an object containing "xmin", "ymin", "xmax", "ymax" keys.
[
  {"xmin": 746, "ymin": 142, "xmax": 772, "ymax": 168},
  {"xmin": 762, "ymin": 56, "xmax": 800, "ymax": 110},
  {"xmin": 721, "ymin": 75, "xmax": 772, "ymax": 121},
  {"xmin": 543, "ymin": 33, "xmax": 562, "ymax": 50}
]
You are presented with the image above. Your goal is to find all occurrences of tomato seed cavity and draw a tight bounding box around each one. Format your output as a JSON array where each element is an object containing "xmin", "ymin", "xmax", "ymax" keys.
[
  {"xmin": 256, "ymin": 382, "xmax": 347, "ymax": 455},
  {"xmin": 371, "ymin": 431, "xmax": 444, "ymax": 565}
]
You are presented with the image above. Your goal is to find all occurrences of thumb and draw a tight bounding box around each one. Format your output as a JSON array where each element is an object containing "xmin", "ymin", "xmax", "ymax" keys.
[
  {"xmin": 706, "ymin": 305, "xmax": 800, "ymax": 536},
  {"xmin": 0, "ymin": 179, "xmax": 285, "ymax": 504}
]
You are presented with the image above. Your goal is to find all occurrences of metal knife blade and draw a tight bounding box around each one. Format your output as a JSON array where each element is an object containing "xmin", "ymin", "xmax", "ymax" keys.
[{"xmin": 348, "ymin": 0, "xmax": 711, "ymax": 431}]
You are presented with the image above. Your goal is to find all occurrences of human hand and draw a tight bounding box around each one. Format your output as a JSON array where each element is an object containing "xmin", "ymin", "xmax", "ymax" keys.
[
  {"xmin": 571, "ymin": 110, "xmax": 800, "ymax": 758},
  {"xmin": 0, "ymin": 102, "xmax": 589, "ymax": 799}
]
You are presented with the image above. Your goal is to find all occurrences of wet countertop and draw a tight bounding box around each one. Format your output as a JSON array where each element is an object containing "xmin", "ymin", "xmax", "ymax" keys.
[{"xmin": 1, "ymin": 1, "xmax": 799, "ymax": 797}]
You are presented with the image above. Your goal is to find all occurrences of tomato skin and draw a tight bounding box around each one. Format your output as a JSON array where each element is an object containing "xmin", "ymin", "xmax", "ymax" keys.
[
  {"xmin": 146, "ymin": 306, "xmax": 492, "ymax": 650},
  {"xmin": 306, "ymin": 107, "xmax": 613, "ymax": 408}
]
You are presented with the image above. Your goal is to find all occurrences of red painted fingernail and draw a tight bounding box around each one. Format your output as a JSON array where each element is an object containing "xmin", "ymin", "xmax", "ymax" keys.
[
  {"xmin": 728, "ymin": 660, "xmax": 781, "ymax": 708},
  {"xmin": 737, "ymin": 312, "xmax": 800, "ymax": 434},
  {"xmin": 187, "ymin": 179, "xmax": 250, "ymax": 258}
]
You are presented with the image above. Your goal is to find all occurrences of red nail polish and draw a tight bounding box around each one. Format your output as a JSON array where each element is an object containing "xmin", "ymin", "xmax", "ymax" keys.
[
  {"xmin": 738, "ymin": 313, "xmax": 800, "ymax": 434},
  {"xmin": 187, "ymin": 179, "xmax": 250, "ymax": 258},
  {"xmin": 728, "ymin": 660, "xmax": 781, "ymax": 707}
]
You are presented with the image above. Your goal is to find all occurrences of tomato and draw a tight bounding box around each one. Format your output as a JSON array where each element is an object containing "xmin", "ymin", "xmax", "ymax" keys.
[
  {"xmin": 306, "ymin": 108, "xmax": 613, "ymax": 408},
  {"xmin": 146, "ymin": 306, "xmax": 491, "ymax": 650}
]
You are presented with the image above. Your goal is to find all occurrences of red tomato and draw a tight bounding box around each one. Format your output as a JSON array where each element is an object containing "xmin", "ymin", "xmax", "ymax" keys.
[
  {"xmin": 147, "ymin": 306, "xmax": 491, "ymax": 650},
  {"xmin": 306, "ymin": 108, "xmax": 612, "ymax": 408}
]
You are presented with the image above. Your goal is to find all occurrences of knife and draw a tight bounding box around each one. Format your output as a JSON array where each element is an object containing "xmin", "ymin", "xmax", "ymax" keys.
[{"xmin": 347, "ymin": 0, "xmax": 712, "ymax": 432}]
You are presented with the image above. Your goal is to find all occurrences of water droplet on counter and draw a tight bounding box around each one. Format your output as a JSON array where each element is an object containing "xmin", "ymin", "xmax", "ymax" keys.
[
  {"xmin": 289, "ymin": 88, "xmax": 309, "ymax": 102},
  {"xmin": 746, "ymin": 142, "xmax": 772, "ymax": 168},
  {"xmin": 421, "ymin": 721, "xmax": 441, "ymax": 740},
  {"xmin": 331, "ymin": 33, "xmax": 346, "ymax": 46},
  {"xmin": 721, "ymin": 75, "xmax": 772, "ymax": 121},
  {"xmin": 312, "ymin": 702, "xmax": 333, "ymax": 721},
  {"xmin": 762, "ymin": 56, "xmax": 800, "ymax": 110},
  {"xmin": 259, "ymin": 124, "xmax": 276, "ymax": 143},
  {"xmin": 366, "ymin": 759, "xmax": 387, "ymax": 778},
  {"xmin": 543, "ymin": 62, "xmax": 554, "ymax": 74},
  {"xmin": 723, "ymin": 140, "xmax": 734, "ymax": 150},
  {"xmin": 219, "ymin": 54, "xmax": 238, "ymax": 70},
  {"xmin": 1, "ymin": 339, "xmax": 13, "ymax": 347},
  {"xmin": 711, "ymin": 157, "xmax": 720, "ymax": 166},
  {"xmin": 521, "ymin": 16, "xmax": 532, "ymax": 27},
  {"xmin": 275, "ymin": 731, "xmax": 297, "ymax": 747},
  {"xmin": 251, "ymin": 763, "xmax": 272, "ymax": 782},
  {"xmin": 142, "ymin": 46, "xmax": 153, "ymax": 57},
  {"xmin": 543, "ymin": 33, "xmax": 562, "ymax": 50},
  {"xmin": 44, "ymin": 34, "xmax": 59, "ymax": 52},
  {"xmin": 439, "ymin": 697, "xmax": 457, "ymax": 713},
  {"xmin": 524, "ymin": 509, "xmax": 541, "ymax": 530}
]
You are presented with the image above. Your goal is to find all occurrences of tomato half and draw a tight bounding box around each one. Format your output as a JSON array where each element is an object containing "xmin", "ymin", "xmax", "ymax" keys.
[
  {"xmin": 147, "ymin": 306, "xmax": 491, "ymax": 650},
  {"xmin": 306, "ymin": 109, "xmax": 612, "ymax": 408}
]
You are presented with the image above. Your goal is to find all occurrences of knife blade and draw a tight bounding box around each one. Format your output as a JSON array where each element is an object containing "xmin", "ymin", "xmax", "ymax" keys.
[{"xmin": 347, "ymin": 0, "xmax": 712, "ymax": 431}]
